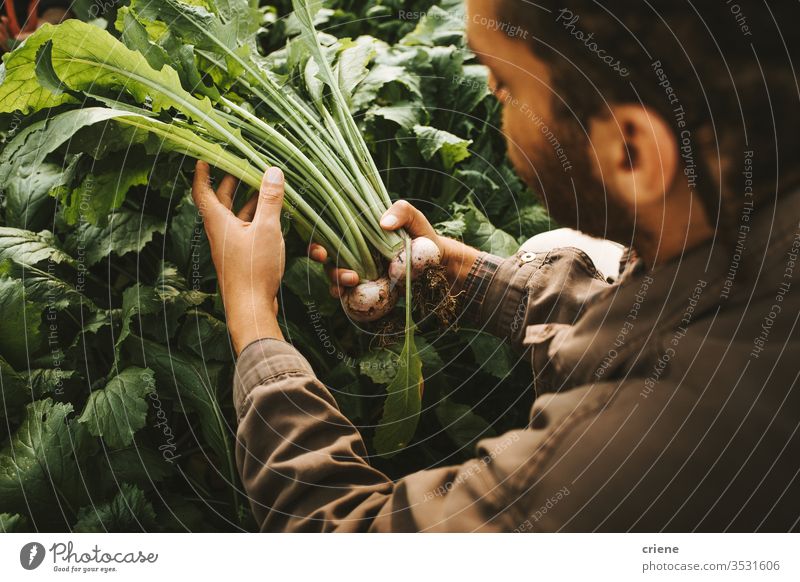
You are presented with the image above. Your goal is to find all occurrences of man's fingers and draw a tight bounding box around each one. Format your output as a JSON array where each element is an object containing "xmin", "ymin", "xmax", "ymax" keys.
[
  {"xmin": 253, "ymin": 167, "xmax": 285, "ymax": 225},
  {"xmin": 191, "ymin": 161, "xmax": 229, "ymax": 223},
  {"xmin": 325, "ymin": 265, "xmax": 359, "ymax": 297},
  {"xmin": 217, "ymin": 175, "xmax": 239, "ymax": 210},
  {"xmin": 237, "ymin": 193, "xmax": 259, "ymax": 222},
  {"xmin": 380, "ymin": 200, "xmax": 435, "ymax": 238},
  {"xmin": 308, "ymin": 244, "xmax": 327, "ymax": 263}
]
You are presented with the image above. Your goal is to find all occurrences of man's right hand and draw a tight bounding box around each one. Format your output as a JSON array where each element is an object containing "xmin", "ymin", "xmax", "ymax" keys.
[{"xmin": 309, "ymin": 200, "xmax": 482, "ymax": 297}]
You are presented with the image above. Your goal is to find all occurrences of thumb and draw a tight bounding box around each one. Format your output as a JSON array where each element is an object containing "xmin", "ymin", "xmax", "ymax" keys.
[
  {"xmin": 380, "ymin": 200, "xmax": 436, "ymax": 239},
  {"xmin": 254, "ymin": 167, "xmax": 285, "ymax": 225}
]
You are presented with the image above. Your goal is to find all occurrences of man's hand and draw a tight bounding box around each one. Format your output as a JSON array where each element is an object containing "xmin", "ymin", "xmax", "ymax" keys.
[
  {"xmin": 192, "ymin": 161, "xmax": 285, "ymax": 354},
  {"xmin": 309, "ymin": 200, "xmax": 482, "ymax": 297}
]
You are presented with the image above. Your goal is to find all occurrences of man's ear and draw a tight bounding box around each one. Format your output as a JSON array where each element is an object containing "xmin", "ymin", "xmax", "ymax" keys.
[{"xmin": 589, "ymin": 105, "xmax": 678, "ymax": 209}]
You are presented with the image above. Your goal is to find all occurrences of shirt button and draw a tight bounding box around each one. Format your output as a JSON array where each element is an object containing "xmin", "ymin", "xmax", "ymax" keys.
[{"xmin": 520, "ymin": 252, "xmax": 537, "ymax": 263}]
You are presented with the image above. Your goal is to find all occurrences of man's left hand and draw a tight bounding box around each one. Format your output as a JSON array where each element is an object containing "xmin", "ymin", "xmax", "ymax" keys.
[{"xmin": 192, "ymin": 161, "xmax": 285, "ymax": 354}]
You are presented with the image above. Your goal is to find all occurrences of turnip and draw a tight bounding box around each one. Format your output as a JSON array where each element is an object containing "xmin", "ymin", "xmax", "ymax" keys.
[
  {"xmin": 388, "ymin": 237, "xmax": 442, "ymax": 286},
  {"xmin": 342, "ymin": 237, "xmax": 442, "ymax": 322},
  {"xmin": 342, "ymin": 278, "xmax": 399, "ymax": 322}
]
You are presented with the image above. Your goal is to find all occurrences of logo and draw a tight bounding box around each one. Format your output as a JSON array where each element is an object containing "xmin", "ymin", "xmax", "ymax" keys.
[{"xmin": 20, "ymin": 542, "xmax": 46, "ymax": 570}]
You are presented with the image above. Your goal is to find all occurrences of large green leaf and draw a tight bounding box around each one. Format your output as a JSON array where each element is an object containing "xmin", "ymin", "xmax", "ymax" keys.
[
  {"xmin": 0, "ymin": 356, "xmax": 73, "ymax": 415},
  {"xmin": 78, "ymin": 367, "xmax": 156, "ymax": 449},
  {"xmin": 0, "ymin": 107, "xmax": 151, "ymax": 231},
  {"xmin": 414, "ymin": 125, "xmax": 472, "ymax": 170},
  {"xmin": 0, "ymin": 276, "xmax": 43, "ymax": 368},
  {"xmin": 0, "ymin": 512, "xmax": 27, "ymax": 532},
  {"xmin": 65, "ymin": 209, "xmax": 166, "ymax": 267},
  {"xmin": 282, "ymin": 257, "xmax": 338, "ymax": 317},
  {"xmin": 466, "ymin": 332, "xmax": 515, "ymax": 380},
  {"xmin": 0, "ymin": 356, "xmax": 28, "ymax": 413},
  {"xmin": 0, "ymin": 228, "xmax": 74, "ymax": 267},
  {"xmin": 0, "ymin": 24, "xmax": 76, "ymax": 114},
  {"xmin": 401, "ymin": 4, "xmax": 465, "ymax": 47},
  {"xmin": 0, "ymin": 398, "xmax": 87, "ymax": 512},
  {"xmin": 439, "ymin": 202, "xmax": 520, "ymax": 258},
  {"xmin": 373, "ymin": 333, "xmax": 423, "ymax": 456},
  {"xmin": 73, "ymin": 483, "xmax": 157, "ymax": 532},
  {"xmin": 42, "ymin": 20, "xmax": 215, "ymax": 120},
  {"xmin": 0, "ymin": 256, "xmax": 97, "ymax": 312},
  {"xmin": 134, "ymin": 338, "xmax": 230, "ymax": 474},
  {"xmin": 177, "ymin": 310, "xmax": 231, "ymax": 362},
  {"xmin": 60, "ymin": 157, "xmax": 151, "ymax": 227}
]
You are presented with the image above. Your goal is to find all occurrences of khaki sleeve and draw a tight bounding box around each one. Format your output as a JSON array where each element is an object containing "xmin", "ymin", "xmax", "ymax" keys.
[
  {"xmin": 233, "ymin": 339, "xmax": 524, "ymax": 532},
  {"xmin": 461, "ymin": 248, "xmax": 611, "ymax": 353}
]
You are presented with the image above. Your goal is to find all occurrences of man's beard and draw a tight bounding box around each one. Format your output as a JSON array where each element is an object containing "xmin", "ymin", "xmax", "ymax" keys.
[{"xmin": 508, "ymin": 111, "xmax": 637, "ymax": 247}]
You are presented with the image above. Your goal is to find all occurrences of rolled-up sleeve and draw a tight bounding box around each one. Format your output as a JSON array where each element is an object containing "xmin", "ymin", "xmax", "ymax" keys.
[
  {"xmin": 460, "ymin": 248, "xmax": 611, "ymax": 353},
  {"xmin": 233, "ymin": 339, "xmax": 526, "ymax": 532}
]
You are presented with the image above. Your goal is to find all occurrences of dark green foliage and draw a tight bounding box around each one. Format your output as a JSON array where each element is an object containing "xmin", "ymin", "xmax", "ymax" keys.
[{"xmin": 0, "ymin": 0, "xmax": 545, "ymax": 531}]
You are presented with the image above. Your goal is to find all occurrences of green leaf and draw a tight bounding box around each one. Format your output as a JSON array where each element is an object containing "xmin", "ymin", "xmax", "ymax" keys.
[
  {"xmin": 359, "ymin": 348, "xmax": 398, "ymax": 385},
  {"xmin": 78, "ymin": 367, "xmax": 156, "ymax": 449},
  {"xmin": 0, "ymin": 356, "xmax": 74, "ymax": 414},
  {"xmin": 116, "ymin": 284, "xmax": 161, "ymax": 351},
  {"xmin": 42, "ymin": 20, "xmax": 219, "ymax": 120},
  {"xmin": 130, "ymin": 0, "xmax": 260, "ymax": 54},
  {"xmin": 324, "ymin": 362, "xmax": 367, "ymax": 421},
  {"xmin": 282, "ymin": 257, "xmax": 338, "ymax": 317},
  {"xmin": 336, "ymin": 37, "xmax": 376, "ymax": 101},
  {"xmin": 167, "ymin": 194, "xmax": 210, "ymax": 274},
  {"xmin": 367, "ymin": 102, "xmax": 424, "ymax": 130},
  {"xmin": 102, "ymin": 448, "xmax": 172, "ymax": 487},
  {"xmin": 0, "ymin": 257, "xmax": 97, "ymax": 312},
  {"xmin": 401, "ymin": 5, "xmax": 465, "ymax": 47},
  {"xmin": 449, "ymin": 202, "xmax": 520, "ymax": 258},
  {"xmin": 360, "ymin": 336, "xmax": 441, "ymax": 385},
  {"xmin": 0, "ymin": 107, "xmax": 149, "ymax": 230},
  {"xmin": 65, "ymin": 209, "xmax": 166, "ymax": 267},
  {"xmin": 352, "ymin": 63, "xmax": 423, "ymax": 112},
  {"xmin": 0, "ymin": 398, "xmax": 87, "ymax": 513},
  {"xmin": 0, "ymin": 228, "xmax": 74, "ymax": 267},
  {"xmin": 0, "ymin": 276, "xmax": 43, "ymax": 368},
  {"xmin": 116, "ymin": 7, "xmax": 171, "ymax": 71},
  {"xmin": 74, "ymin": 483, "xmax": 158, "ymax": 532},
  {"xmin": 436, "ymin": 399, "xmax": 496, "ymax": 449},
  {"xmin": 0, "ymin": 356, "xmax": 28, "ymax": 412},
  {"xmin": 373, "ymin": 333, "xmax": 423, "ymax": 457},
  {"xmin": 506, "ymin": 204, "xmax": 554, "ymax": 240},
  {"xmin": 60, "ymin": 157, "xmax": 151, "ymax": 226},
  {"xmin": 0, "ymin": 512, "xmax": 28, "ymax": 532},
  {"xmin": 177, "ymin": 310, "xmax": 232, "ymax": 362},
  {"xmin": 465, "ymin": 332, "xmax": 515, "ymax": 380},
  {"xmin": 0, "ymin": 24, "xmax": 77, "ymax": 114},
  {"xmin": 23, "ymin": 368, "xmax": 76, "ymax": 398},
  {"xmin": 414, "ymin": 125, "xmax": 472, "ymax": 170},
  {"xmin": 374, "ymin": 235, "xmax": 423, "ymax": 458},
  {"xmin": 451, "ymin": 64, "xmax": 491, "ymax": 113},
  {"xmin": 134, "ymin": 338, "xmax": 230, "ymax": 475}
]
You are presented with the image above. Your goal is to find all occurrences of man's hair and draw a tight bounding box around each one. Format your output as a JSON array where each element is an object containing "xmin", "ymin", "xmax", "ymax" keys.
[{"xmin": 497, "ymin": 0, "xmax": 800, "ymax": 240}]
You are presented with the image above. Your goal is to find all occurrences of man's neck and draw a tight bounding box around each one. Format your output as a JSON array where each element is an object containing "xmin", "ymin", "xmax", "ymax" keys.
[{"xmin": 634, "ymin": 190, "xmax": 715, "ymax": 269}]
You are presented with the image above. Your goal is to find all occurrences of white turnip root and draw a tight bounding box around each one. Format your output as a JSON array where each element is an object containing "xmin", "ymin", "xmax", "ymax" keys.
[
  {"xmin": 388, "ymin": 237, "xmax": 442, "ymax": 285},
  {"xmin": 342, "ymin": 238, "xmax": 442, "ymax": 322},
  {"xmin": 342, "ymin": 277, "xmax": 399, "ymax": 322}
]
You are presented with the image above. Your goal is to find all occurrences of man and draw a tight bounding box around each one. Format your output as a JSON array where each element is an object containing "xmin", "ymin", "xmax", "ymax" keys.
[
  {"xmin": 192, "ymin": 0, "xmax": 799, "ymax": 531},
  {"xmin": 0, "ymin": 0, "xmax": 72, "ymax": 52}
]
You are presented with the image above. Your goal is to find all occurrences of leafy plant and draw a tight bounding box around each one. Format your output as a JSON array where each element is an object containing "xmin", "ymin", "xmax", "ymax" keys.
[{"xmin": 0, "ymin": 0, "xmax": 549, "ymax": 531}]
